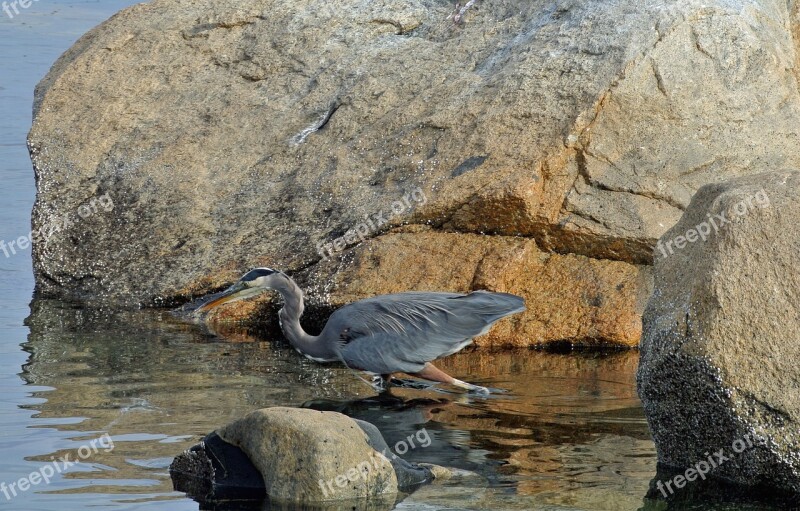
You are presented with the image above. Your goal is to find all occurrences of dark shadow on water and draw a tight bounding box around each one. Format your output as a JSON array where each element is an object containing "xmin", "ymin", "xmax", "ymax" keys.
[
  {"xmin": 301, "ymin": 393, "xmax": 491, "ymax": 472},
  {"xmin": 175, "ymin": 494, "xmax": 398, "ymax": 511},
  {"xmin": 637, "ymin": 463, "xmax": 800, "ymax": 511}
]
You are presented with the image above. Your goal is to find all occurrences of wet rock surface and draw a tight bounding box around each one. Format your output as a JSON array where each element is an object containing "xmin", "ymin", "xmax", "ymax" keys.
[
  {"xmin": 170, "ymin": 432, "xmax": 267, "ymax": 502},
  {"xmin": 637, "ymin": 171, "xmax": 800, "ymax": 494},
  {"xmin": 172, "ymin": 407, "xmax": 434, "ymax": 503},
  {"xmin": 170, "ymin": 415, "xmax": 436, "ymax": 505},
  {"xmin": 29, "ymin": 0, "xmax": 800, "ymax": 346},
  {"xmin": 218, "ymin": 407, "xmax": 397, "ymax": 501}
]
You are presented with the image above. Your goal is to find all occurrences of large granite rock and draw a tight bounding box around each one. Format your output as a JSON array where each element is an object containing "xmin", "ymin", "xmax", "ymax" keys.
[
  {"xmin": 28, "ymin": 0, "xmax": 800, "ymax": 346},
  {"xmin": 637, "ymin": 171, "xmax": 800, "ymax": 493}
]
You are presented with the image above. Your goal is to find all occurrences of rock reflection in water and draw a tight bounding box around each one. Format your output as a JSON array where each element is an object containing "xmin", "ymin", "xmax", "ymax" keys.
[{"xmin": 19, "ymin": 298, "xmax": 655, "ymax": 510}]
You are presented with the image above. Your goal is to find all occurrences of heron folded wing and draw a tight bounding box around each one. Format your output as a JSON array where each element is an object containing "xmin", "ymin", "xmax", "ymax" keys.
[
  {"xmin": 339, "ymin": 332, "xmax": 431, "ymax": 374},
  {"xmin": 330, "ymin": 291, "xmax": 525, "ymax": 374}
]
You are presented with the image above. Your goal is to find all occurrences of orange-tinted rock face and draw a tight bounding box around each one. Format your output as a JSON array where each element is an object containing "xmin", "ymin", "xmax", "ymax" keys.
[
  {"xmin": 207, "ymin": 230, "xmax": 650, "ymax": 347},
  {"xmin": 311, "ymin": 231, "xmax": 650, "ymax": 347}
]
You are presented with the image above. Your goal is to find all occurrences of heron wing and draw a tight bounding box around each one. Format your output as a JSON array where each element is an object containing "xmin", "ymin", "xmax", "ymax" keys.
[{"xmin": 327, "ymin": 291, "xmax": 525, "ymax": 374}]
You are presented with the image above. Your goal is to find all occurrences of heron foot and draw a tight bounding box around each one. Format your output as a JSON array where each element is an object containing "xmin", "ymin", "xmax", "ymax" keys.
[
  {"xmin": 451, "ymin": 378, "xmax": 490, "ymax": 395},
  {"xmin": 370, "ymin": 374, "xmax": 389, "ymax": 392},
  {"xmin": 390, "ymin": 377, "xmax": 439, "ymax": 390},
  {"xmin": 412, "ymin": 363, "xmax": 490, "ymax": 395},
  {"xmin": 368, "ymin": 374, "xmax": 394, "ymax": 393},
  {"xmin": 467, "ymin": 384, "xmax": 490, "ymax": 395}
]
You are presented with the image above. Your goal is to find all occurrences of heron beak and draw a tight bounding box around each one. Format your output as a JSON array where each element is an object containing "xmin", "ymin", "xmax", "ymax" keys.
[{"xmin": 196, "ymin": 282, "xmax": 252, "ymax": 313}]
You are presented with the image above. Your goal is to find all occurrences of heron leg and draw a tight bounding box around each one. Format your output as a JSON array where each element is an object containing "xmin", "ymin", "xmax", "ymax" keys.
[
  {"xmin": 368, "ymin": 373, "xmax": 394, "ymax": 392},
  {"xmin": 413, "ymin": 363, "xmax": 489, "ymax": 395}
]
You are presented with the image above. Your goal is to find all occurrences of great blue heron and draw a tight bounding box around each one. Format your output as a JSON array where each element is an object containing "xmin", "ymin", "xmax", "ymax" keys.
[{"xmin": 197, "ymin": 268, "xmax": 525, "ymax": 394}]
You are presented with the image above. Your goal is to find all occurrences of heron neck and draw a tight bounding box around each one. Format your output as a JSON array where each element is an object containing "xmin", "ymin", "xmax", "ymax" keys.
[{"xmin": 274, "ymin": 277, "xmax": 334, "ymax": 361}]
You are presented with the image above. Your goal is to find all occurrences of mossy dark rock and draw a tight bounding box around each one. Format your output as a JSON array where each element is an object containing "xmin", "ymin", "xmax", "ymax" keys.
[{"xmin": 638, "ymin": 171, "xmax": 800, "ymax": 495}]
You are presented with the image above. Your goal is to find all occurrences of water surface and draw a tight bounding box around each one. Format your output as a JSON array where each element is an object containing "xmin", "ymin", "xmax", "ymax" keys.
[{"xmin": 22, "ymin": 300, "xmax": 655, "ymax": 510}]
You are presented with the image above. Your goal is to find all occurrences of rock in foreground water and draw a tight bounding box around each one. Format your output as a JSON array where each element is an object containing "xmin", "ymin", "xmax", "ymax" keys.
[
  {"xmin": 638, "ymin": 171, "xmax": 800, "ymax": 494},
  {"xmin": 170, "ymin": 407, "xmax": 438, "ymax": 503},
  {"xmin": 29, "ymin": 0, "xmax": 800, "ymax": 346}
]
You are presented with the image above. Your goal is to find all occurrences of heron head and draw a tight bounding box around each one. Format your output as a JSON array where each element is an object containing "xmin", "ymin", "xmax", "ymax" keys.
[{"xmin": 196, "ymin": 268, "xmax": 284, "ymax": 312}]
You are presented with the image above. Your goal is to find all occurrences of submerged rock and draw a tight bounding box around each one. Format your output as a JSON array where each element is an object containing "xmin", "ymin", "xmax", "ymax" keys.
[
  {"xmin": 28, "ymin": 0, "xmax": 800, "ymax": 346},
  {"xmin": 170, "ymin": 407, "xmax": 437, "ymax": 504},
  {"xmin": 637, "ymin": 171, "xmax": 800, "ymax": 494}
]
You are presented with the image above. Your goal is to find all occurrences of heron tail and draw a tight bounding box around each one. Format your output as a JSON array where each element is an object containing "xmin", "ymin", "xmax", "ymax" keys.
[{"xmin": 458, "ymin": 290, "xmax": 526, "ymax": 323}]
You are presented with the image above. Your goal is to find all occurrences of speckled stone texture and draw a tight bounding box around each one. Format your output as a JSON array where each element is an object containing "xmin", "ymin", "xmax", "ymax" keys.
[
  {"xmin": 216, "ymin": 407, "xmax": 398, "ymax": 502},
  {"xmin": 638, "ymin": 171, "xmax": 800, "ymax": 493},
  {"xmin": 28, "ymin": 0, "xmax": 800, "ymax": 346},
  {"xmin": 170, "ymin": 416, "xmax": 436, "ymax": 504}
]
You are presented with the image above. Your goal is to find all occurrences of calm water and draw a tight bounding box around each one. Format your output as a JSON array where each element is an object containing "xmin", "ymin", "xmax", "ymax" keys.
[{"xmin": 0, "ymin": 2, "xmax": 715, "ymax": 510}]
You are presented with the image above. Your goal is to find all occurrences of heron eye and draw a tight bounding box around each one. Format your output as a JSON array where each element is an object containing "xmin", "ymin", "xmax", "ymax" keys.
[{"xmin": 240, "ymin": 268, "xmax": 276, "ymax": 283}]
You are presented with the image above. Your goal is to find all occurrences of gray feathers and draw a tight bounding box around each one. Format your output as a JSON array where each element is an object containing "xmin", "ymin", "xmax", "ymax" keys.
[
  {"xmin": 323, "ymin": 291, "xmax": 525, "ymax": 374},
  {"xmin": 203, "ymin": 268, "xmax": 526, "ymax": 379},
  {"xmin": 240, "ymin": 268, "xmax": 276, "ymax": 282}
]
